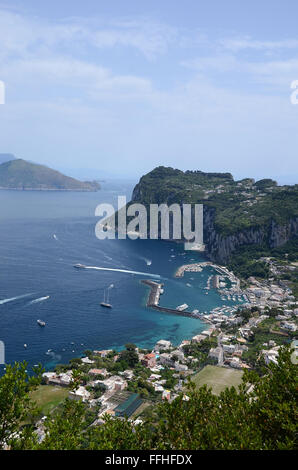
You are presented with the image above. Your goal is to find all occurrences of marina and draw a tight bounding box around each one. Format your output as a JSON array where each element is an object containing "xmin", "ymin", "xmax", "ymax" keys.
[
  {"xmin": 142, "ymin": 260, "xmax": 250, "ymax": 326},
  {"xmin": 142, "ymin": 280, "xmax": 214, "ymax": 320}
]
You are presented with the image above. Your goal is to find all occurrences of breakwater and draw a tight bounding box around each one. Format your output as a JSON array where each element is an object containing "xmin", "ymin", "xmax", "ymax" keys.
[{"xmin": 141, "ymin": 280, "xmax": 200, "ymax": 319}]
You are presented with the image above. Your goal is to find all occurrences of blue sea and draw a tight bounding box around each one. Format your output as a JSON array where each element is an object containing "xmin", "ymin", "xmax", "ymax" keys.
[{"xmin": 0, "ymin": 181, "xmax": 242, "ymax": 373}]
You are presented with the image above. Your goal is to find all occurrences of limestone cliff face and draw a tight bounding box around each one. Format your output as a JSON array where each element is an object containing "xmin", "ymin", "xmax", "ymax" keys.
[
  {"xmin": 203, "ymin": 207, "xmax": 298, "ymax": 263},
  {"xmin": 131, "ymin": 186, "xmax": 298, "ymax": 264},
  {"xmin": 131, "ymin": 167, "xmax": 298, "ymax": 264}
]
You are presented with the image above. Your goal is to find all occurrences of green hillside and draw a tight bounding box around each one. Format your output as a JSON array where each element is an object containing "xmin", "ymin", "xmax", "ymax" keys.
[
  {"xmin": 131, "ymin": 166, "xmax": 298, "ymax": 236},
  {"xmin": 0, "ymin": 159, "xmax": 100, "ymax": 191}
]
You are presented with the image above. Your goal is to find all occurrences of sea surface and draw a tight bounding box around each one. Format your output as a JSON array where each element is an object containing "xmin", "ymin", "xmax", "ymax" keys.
[{"xmin": 0, "ymin": 181, "xmax": 242, "ymax": 373}]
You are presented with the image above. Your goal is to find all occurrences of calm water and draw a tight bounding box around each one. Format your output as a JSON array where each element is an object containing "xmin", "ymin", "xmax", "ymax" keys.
[{"xmin": 0, "ymin": 182, "xmax": 241, "ymax": 372}]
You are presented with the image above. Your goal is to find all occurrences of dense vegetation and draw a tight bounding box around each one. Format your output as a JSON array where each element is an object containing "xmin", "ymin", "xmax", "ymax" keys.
[
  {"xmin": 226, "ymin": 237, "xmax": 298, "ymax": 299},
  {"xmin": 1, "ymin": 347, "xmax": 296, "ymax": 450},
  {"xmin": 130, "ymin": 166, "xmax": 298, "ymax": 254},
  {"xmin": 0, "ymin": 159, "xmax": 100, "ymax": 191}
]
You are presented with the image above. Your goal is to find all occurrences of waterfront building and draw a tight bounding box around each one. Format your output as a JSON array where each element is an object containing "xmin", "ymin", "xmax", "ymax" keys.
[
  {"xmin": 154, "ymin": 339, "xmax": 172, "ymax": 351},
  {"xmin": 141, "ymin": 353, "xmax": 156, "ymax": 368}
]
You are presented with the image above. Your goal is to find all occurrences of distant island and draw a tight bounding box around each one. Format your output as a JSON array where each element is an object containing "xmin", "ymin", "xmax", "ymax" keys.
[
  {"xmin": 0, "ymin": 158, "xmax": 100, "ymax": 191},
  {"xmin": 0, "ymin": 153, "xmax": 16, "ymax": 165}
]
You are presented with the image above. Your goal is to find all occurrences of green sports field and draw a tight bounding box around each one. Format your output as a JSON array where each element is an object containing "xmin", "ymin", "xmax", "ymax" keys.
[
  {"xmin": 30, "ymin": 385, "xmax": 69, "ymax": 416},
  {"xmin": 191, "ymin": 365, "xmax": 243, "ymax": 395}
]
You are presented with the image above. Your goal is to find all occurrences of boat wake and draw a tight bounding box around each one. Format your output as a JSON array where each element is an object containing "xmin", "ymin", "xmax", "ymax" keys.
[
  {"xmin": 139, "ymin": 256, "xmax": 152, "ymax": 266},
  {"xmin": 45, "ymin": 350, "xmax": 61, "ymax": 361},
  {"xmin": 79, "ymin": 265, "xmax": 160, "ymax": 279},
  {"xmin": 0, "ymin": 293, "xmax": 34, "ymax": 305},
  {"xmin": 28, "ymin": 296, "xmax": 50, "ymax": 305}
]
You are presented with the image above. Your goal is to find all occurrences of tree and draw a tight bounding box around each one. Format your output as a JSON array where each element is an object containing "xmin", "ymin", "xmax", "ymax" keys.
[
  {"xmin": 117, "ymin": 345, "xmax": 139, "ymax": 368},
  {"xmin": 0, "ymin": 362, "xmax": 42, "ymax": 449},
  {"xmin": 3, "ymin": 346, "xmax": 297, "ymax": 450},
  {"xmin": 125, "ymin": 343, "xmax": 137, "ymax": 351},
  {"xmin": 37, "ymin": 399, "xmax": 87, "ymax": 450},
  {"xmin": 150, "ymin": 346, "xmax": 297, "ymax": 450}
]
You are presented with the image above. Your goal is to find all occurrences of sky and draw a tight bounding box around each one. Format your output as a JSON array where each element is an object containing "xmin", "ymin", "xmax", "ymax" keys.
[{"xmin": 0, "ymin": 0, "xmax": 298, "ymax": 182}]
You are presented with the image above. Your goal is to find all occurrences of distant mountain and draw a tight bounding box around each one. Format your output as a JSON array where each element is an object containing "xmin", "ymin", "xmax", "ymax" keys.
[
  {"xmin": 0, "ymin": 159, "xmax": 100, "ymax": 191},
  {"xmin": 0, "ymin": 154, "xmax": 16, "ymax": 165}
]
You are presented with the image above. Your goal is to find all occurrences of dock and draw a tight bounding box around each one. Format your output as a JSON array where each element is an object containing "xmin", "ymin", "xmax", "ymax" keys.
[
  {"xmin": 141, "ymin": 280, "xmax": 200, "ymax": 319},
  {"xmin": 175, "ymin": 262, "xmax": 211, "ymax": 277}
]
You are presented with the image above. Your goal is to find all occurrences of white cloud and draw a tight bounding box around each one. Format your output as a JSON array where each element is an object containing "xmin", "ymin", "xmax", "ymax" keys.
[
  {"xmin": 0, "ymin": 9, "xmax": 176, "ymax": 61},
  {"xmin": 0, "ymin": 6, "xmax": 297, "ymax": 178},
  {"xmin": 219, "ymin": 37, "xmax": 298, "ymax": 52}
]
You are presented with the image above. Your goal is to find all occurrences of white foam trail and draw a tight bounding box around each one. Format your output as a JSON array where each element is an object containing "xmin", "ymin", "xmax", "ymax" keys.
[
  {"xmin": 45, "ymin": 351, "xmax": 61, "ymax": 361},
  {"xmin": 139, "ymin": 256, "xmax": 152, "ymax": 266},
  {"xmin": 0, "ymin": 293, "xmax": 34, "ymax": 305},
  {"xmin": 28, "ymin": 296, "xmax": 50, "ymax": 305},
  {"xmin": 82, "ymin": 265, "xmax": 160, "ymax": 278}
]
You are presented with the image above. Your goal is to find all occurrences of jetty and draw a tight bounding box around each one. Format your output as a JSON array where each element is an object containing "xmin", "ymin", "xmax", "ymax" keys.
[
  {"xmin": 175, "ymin": 262, "xmax": 211, "ymax": 277},
  {"xmin": 141, "ymin": 280, "xmax": 200, "ymax": 319}
]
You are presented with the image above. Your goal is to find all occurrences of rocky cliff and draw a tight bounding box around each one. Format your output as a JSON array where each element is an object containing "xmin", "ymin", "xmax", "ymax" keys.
[
  {"xmin": 130, "ymin": 166, "xmax": 298, "ymax": 263},
  {"xmin": 203, "ymin": 206, "xmax": 298, "ymax": 263}
]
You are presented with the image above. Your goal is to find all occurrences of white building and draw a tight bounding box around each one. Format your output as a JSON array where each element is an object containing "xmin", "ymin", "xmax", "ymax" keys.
[
  {"xmin": 192, "ymin": 334, "xmax": 206, "ymax": 344},
  {"xmin": 174, "ymin": 362, "xmax": 188, "ymax": 372},
  {"xmin": 69, "ymin": 386, "xmax": 91, "ymax": 402},
  {"xmin": 171, "ymin": 349, "xmax": 185, "ymax": 361},
  {"xmin": 222, "ymin": 344, "xmax": 236, "ymax": 354},
  {"xmin": 281, "ymin": 321, "xmax": 297, "ymax": 332},
  {"xmin": 159, "ymin": 353, "xmax": 174, "ymax": 367},
  {"xmin": 81, "ymin": 357, "xmax": 95, "ymax": 364},
  {"xmin": 155, "ymin": 339, "xmax": 172, "ymax": 351}
]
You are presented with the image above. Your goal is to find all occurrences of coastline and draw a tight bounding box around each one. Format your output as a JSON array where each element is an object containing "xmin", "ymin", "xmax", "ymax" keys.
[{"xmin": 0, "ymin": 187, "xmax": 100, "ymax": 192}]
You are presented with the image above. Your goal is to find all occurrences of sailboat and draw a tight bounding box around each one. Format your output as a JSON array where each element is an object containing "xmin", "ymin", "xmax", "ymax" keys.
[{"xmin": 100, "ymin": 287, "xmax": 112, "ymax": 309}]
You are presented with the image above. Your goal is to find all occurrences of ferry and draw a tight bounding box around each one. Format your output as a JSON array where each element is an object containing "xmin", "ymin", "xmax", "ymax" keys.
[{"xmin": 176, "ymin": 303, "xmax": 188, "ymax": 311}]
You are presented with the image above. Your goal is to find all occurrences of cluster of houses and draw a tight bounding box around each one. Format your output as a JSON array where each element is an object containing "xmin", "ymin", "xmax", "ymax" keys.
[
  {"xmin": 260, "ymin": 340, "xmax": 280, "ymax": 365},
  {"xmin": 42, "ymin": 298, "xmax": 298, "ymax": 411},
  {"xmin": 242, "ymin": 276, "xmax": 296, "ymax": 310},
  {"xmin": 207, "ymin": 332, "xmax": 250, "ymax": 369},
  {"xmin": 40, "ymin": 275, "xmax": 297, "ymax": 427},
  {"xmin": 42, "ymin": 370, "xmax": 73, "ymax": 387},
  {"xmin": 40, "ymin": 332, "xmax": 213, "ymax": 418}
]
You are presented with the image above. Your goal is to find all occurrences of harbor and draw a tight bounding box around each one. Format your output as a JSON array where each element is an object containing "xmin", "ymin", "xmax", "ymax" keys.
[
  {"xmin": 141, "ymin": 280, "xmax": 201, "ymax": 318},
  {"xmin": 142, "ymin": 260, "xmax": 251, "ymax": 326}
]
